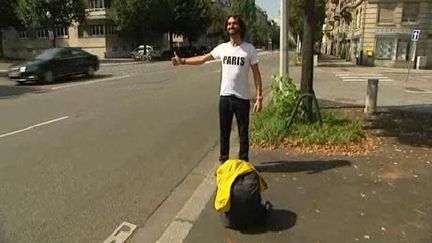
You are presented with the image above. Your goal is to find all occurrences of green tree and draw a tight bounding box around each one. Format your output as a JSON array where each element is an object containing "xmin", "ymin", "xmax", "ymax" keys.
[
  {"xmin": 289, "ymin": 0, "xmax": 325, "ymax": 42},
  {"xmin": 0, "ymin": 0, "xmax": 21, "ymax": 56},
  {"xmin": 112, "ymin": 0, "xmax": 211, "ymax": 49},
  {"xmin": 111, "ymin": 0, "xmax": 153, "ymax": 43},
  {"xmin": 16, "ymin": 0, "xmax": 85, "ymax": 47},
  {"xmin": 301, "ymin": 0, "xmax": 317, "ymax": 120},
  {"xmin": 206, "ymin": 0, "xmax": 230, "ymax": 43}
]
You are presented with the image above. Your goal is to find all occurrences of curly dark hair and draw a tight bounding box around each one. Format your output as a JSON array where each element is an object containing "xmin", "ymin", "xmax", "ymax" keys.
[{"xmin": 224, "ymin": 15, "xmax": 246, "ymax": 39}]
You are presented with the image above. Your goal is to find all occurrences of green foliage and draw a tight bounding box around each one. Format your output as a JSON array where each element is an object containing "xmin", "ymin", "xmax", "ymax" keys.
[
  {"xmin": 16, "ymin": 0, "xmax": 85, "ymax": 29},
  {"xmin": 288, "ymin": 112, "xmax": 364, "ymax": 145},
  {"xmin": 206, "ymin": 0, "xmax": 230, "ymax": 42},
  {"xmin": 112, "ymin": 0, "xmax": 210, "ymax": 46},
  {"xmin": 251, "ymin": 75, "xmax": 364, "ymax": 146},
  {"xmin": 0, "ymin": 0, "xmax": 21, "ymax": 29},
  {"xmin": 269, "ymin": 75, "xmax": 301, "ymax": 119},
  {"xmin": 289, "ymin": 0, "xmax": 326, "ymax": 43}
]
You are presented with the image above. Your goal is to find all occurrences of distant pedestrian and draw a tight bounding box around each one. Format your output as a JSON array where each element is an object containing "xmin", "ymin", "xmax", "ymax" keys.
[{"xmin": 172, "ymin": 15, "xmax": 263, "ymax": 163}]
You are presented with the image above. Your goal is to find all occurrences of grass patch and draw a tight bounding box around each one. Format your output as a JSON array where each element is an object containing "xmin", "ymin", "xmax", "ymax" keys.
[{"xmin": 251, "ymin": 75, "xmax": 364, "ymax": 147}]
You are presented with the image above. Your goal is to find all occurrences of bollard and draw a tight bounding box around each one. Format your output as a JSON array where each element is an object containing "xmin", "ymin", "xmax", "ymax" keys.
[
  {"xmin": 364, "ymin": 79, "xmax": 379, "ymax": 114},
  {"xmin": 313, "ymin": 54, "xmax": 318, "ymax": 67}
]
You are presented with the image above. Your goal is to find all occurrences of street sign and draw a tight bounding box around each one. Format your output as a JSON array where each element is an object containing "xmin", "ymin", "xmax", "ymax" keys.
[{"xmin": 411, "ymin": 29, "xmax": 421, "ymax": 42}]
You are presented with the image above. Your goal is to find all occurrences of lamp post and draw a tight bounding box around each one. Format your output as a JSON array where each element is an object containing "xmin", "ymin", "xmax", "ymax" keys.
[
  {"xmin": 279, "ymin": 0, "xmax": 289, "ymax": 76},
  {"xmin": 46, "ymin": 10, "xmax": 54, "ymax": 48}
]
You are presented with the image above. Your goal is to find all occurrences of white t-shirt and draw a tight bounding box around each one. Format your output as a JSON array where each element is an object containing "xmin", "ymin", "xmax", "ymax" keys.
[{"xmin": 210, "ymin": 41, "xmax": 259, "ymax": 100}]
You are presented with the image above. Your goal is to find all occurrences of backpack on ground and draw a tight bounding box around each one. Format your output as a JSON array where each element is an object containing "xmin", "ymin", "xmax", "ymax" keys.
[{"xmin": 215, "ymin": 159, "xmax": 271, "ymax": 229}]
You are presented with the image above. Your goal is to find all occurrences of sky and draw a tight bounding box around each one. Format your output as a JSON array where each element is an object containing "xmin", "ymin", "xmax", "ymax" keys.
[{"xmin": 255, "ymin": 0, "xmax": 280, "ymax": 24}]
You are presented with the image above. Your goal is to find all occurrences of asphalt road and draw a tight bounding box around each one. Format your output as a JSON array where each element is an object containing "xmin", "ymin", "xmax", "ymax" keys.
[
  {"xmin": 0, "ymin": 53, "xmax": 430, "ymax": 242},
  {"xmin": 0, "ymin": 53, "xmax": 278, "ymax": 243}
]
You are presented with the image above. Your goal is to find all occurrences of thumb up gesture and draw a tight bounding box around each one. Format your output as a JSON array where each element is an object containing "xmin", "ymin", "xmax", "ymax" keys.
[{"xmin": 171, "ymin": 51, "xmax": 182, "ymax": 66}]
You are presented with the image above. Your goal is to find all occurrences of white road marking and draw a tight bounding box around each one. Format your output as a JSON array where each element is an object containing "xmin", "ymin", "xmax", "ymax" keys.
[
  {"xmin": 101, "ymin": 62, "xmax": 137, "ymax": 66},
  {"xmin": 103, "ymin": 222, "xmax": 137, "ymax": 243},
  {"xmin": 335, "ymin": 72, "xmax": 394, "ymax": 82},
  {"xmin": 405, "ymin": 89, "xmax": 432, "ymax": 94},
  {"xmin": 335, "ymin": 72, "xmax": 384, "ymax": 76},
  {"xmin": 0, "ymin": 116, "xmax": 69, "ymax": 139},
  {"xmin": 341, "ymin": 78, "xmax": 394, "ymax": 82},
  {"xmin": 51, "ymin": 75, "xmax": 131, "ymax": 90}
]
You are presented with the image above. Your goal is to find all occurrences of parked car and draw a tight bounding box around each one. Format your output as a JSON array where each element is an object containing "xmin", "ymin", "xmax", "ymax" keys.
[
  {"xmin": 160, "ymin": 46, "xmax": 208, "ymax": 60},
  {"xmin": 130, "ymin": 45, "xmax": 162, "ymax": 60},
  {"xmin": 8, "ymin": 47, "xmax": 99, "ymax": 84}
]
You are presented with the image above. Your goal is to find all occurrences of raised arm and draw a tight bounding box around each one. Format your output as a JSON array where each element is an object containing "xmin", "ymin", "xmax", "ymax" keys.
[{"xmin": 172, "ymin": 52, "xmax": 215, "ymax": 66}]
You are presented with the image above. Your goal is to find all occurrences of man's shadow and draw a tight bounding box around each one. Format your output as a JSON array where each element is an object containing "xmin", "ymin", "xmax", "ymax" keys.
[{"xmin": 255, "ymin": 159, "xmax": 351, "ymax": 174}]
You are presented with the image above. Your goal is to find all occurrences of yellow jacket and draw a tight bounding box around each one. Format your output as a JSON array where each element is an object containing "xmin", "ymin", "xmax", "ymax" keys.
[{"xmin": 215, "ymin": 159, "xmax": 268, "ymax": 212}]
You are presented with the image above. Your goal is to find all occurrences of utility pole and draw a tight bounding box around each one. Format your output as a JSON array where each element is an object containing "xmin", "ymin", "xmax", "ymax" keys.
[{"xmin": 279, "ymin": 0, "xmax": 289, "ymax": 76}]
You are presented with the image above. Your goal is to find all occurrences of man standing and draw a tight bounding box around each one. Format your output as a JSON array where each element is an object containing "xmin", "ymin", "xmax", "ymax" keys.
[{"xmin": 172, "ymin": 15, "xmax": 263, "ymax": 163}]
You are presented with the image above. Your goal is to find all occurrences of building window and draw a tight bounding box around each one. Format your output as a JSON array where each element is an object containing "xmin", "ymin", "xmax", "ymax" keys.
[
  {"xmin": 91, "ymin": 25, "xmax": 105, "ymax": 36},
  {"xmin": 402, "ymin": 3, "xmax": 419, "ymax": 23},
  {"xmin": 378, "ymin": 3, "xmax": 396, "ymax": 23},
  {"xmin": 55, "ymin": 27, "xmax": 69, "ymax": 38},
  {"xmin": 105, "ymin": 25, "xmax": 118, "ymax": 35},
  {"xmin": 83, "ymin": 24, "xmax": 117, "ymax": 37},
  {"xmin": 396, "ymin": 40, "xmax": 409, "ymax": 61},
  {"xmin": 358, "ymin": 8, "xmax": 362, "ymax": 28},
  {"xmin": 36, "ymin": 28, "xmax": 48, "ymax": 39},
  {"xmin": 88, "ymin": 0, "xmax": 107, "ymax": 10},
  {"xmin": 18, "ymin": 30, "xmax": 29, "ymax": 39},
  {"xmin": 355, "ymin": 9, "xmax": 360, "ymax": 28},
  {"xmin": 376, "ymin": 37, "xmax": 395, "ymax": 60}
]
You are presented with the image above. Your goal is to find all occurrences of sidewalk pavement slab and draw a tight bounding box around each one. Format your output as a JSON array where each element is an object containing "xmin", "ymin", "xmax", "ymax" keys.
[{"xmin": 184, "ymin": 142, "xmax": 432, "ymax": 243}]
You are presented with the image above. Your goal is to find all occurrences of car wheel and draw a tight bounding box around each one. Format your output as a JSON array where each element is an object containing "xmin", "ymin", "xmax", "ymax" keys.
[
  {"xmin": 42, "ymin": 70, "xmax": 54, "ymax": 84},
  {"xmin": 86, "ymin": 66, "xmax": 95, "ymax": 77},
  {"xmin": 16, "ymin": 80, "xmax": 26, "ymax": 85}
]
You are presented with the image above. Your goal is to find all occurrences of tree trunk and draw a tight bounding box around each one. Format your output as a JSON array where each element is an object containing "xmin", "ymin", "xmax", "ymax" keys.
[
  {"xmin": 169, "ymin": 32, "xmax": 173, "ymax": 50},
  {"xmin": 301, "ymin": 0, "xmax": 316, "ymax": 121},
  {"xmin": 51, "ymin": 25, "xmax": 57, "ymax": 48},
  {"xmin": 0, "ymin": 30, "xmax": 3, "ymax": 57}
]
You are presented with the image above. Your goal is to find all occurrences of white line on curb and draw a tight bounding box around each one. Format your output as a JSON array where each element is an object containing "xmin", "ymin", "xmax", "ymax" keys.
[
  {"xmin": 103, "ymin": 222, "xmax": 137, "ymax": 243},
  {"xmin": 156, "ymin": 163, "xmax": 217, "ymax": 243},
  {"xmin": 51, "ymin": 75, "xmax": 131, "ymax": 90},
  {"xmin": 0, "ymin": 116, "xmax": 69, "ymax": 139}
]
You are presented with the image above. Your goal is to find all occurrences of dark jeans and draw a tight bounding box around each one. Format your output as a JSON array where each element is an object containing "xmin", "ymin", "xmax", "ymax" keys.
[{"xmin": 219, "ymin": 95, "xmax": 250, "ymax": 163}]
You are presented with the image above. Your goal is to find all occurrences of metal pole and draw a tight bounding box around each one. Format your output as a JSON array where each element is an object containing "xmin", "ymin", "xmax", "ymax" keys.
[
  {"xmin": 364, "ymin": 79, "xmax": 379, "ymax": 114},
  {"xmin": 405, "ymin": 42, "xmax": 417, "ymax": 83},
  {"xmin": 279, "ymin": 0, "xmax": 289, "ymax": 76}
]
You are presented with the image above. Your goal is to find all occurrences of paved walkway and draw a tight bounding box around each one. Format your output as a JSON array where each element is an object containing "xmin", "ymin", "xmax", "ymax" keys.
[
  {"xmin": 171, "ymin": 54, "xmax": 432, "ymax": 243},
  {"xmin": 183, "ymin": 141, "xmax": 432, "ymax": 243}
]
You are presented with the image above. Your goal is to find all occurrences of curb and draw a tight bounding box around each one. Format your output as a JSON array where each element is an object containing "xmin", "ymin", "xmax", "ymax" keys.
[
  {"xmin": 0, "ymin": 70, "xmax": 7, "ymax": 77},
  {"xmin": 130, "ymin": 141, "xmax": 222, "ymax": 243}
]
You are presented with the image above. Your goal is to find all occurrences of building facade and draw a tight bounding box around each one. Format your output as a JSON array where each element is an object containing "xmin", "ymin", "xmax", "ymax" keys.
[
  {"xmin": 1, "ymin": 0, "xmax": 174, "ymax": 59},
  {"xmin": 322, "ymin": 0, "xmax": 432, "ymax": 68}
]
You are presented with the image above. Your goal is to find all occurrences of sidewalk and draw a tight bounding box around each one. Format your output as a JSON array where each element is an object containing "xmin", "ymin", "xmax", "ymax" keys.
[
  {"xmin": 184, "ymin": 140, "xmax": 432, "ymax": 242},
  {"xmin": 0, "ymin": 63, "xmax": 12, "ymax": 77},
  {"xmin": 318, "ymin": 54, "xmax": 432, "ymax": 74},
  {"xmin": 180, "ymin": 95, "xmax": 432, "ymax": 242}
]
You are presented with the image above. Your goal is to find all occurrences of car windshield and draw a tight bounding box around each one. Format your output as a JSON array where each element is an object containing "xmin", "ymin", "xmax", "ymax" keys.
[{"xmin": 35, "ymin": 49, "xmax": 62, "ymax": 60}]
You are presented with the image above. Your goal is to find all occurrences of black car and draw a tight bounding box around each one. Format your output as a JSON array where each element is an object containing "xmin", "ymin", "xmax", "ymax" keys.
[{"xmin": 8, "ymin": 47, "xmax": 99, "ymax": 84}]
